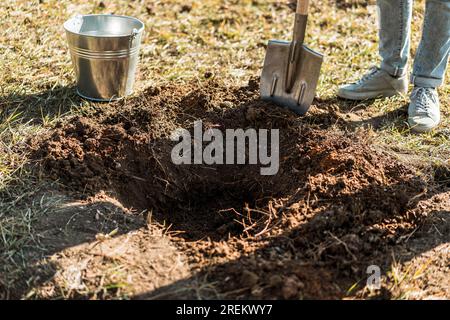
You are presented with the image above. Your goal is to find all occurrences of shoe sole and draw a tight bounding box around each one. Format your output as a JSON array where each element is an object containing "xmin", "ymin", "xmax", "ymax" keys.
[
  {"xmin": 337, "ymin": 89, "xmax": 403, "ymax": 101},
  {"xmin": 408, "ymin": 120, "xmax": 439, "ymax": 133}
]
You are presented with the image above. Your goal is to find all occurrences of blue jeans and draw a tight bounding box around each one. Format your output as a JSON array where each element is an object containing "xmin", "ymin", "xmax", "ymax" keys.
[{"xmin": 378, "ymin": 0, "xmax": 450, "ymax": 87}]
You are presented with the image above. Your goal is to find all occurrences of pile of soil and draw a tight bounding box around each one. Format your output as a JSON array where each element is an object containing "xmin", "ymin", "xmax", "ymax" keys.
[{"xmin": 30, "ymin": 79, "xmax": 445, "ymax": 299}]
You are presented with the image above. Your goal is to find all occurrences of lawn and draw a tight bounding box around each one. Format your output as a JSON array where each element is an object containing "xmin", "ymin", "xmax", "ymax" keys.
[{"xmin": 0, "ymin": 0, "xmax": 448, "ymax": 300}]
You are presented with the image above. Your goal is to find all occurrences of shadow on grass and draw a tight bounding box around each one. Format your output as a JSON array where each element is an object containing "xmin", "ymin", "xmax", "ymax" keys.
[
  {"xmin": 0, "ymin": 85, "xmax": 82, "ymax": 125},
  {"xmin": 311, "ymin": 96, "xmax": 409, "ymax": 132},
  {"xmin": 288, "ymin": 0, "xmax": 369, "ymax": 11},
  {"xmin": 0, "ymin": 193, "xmax": 147, "ymax": 300}
]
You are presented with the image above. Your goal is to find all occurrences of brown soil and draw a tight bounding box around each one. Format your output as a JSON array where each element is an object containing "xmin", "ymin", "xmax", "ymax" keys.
[{"xmin": 28, "ymin": 78, "xmax": 449, "ymax": 299}]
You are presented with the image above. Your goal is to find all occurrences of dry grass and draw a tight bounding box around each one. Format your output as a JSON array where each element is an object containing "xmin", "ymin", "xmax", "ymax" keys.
[{"xmin": 0, "ymin": 0, "xmax": 448, "ymax": 299}]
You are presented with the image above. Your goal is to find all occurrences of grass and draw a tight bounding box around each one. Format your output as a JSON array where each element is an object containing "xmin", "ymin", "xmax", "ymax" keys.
[
  {"xmin": 0, "ymin": 0, "xmax": 449, "ymax": 299},
  {"xmin": 0, "ymin": 185, "xmax": 65, "ymax": 299}
]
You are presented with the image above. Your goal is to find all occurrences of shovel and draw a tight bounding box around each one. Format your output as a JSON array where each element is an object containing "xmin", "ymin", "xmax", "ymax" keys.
[{"xmin": 260, "ymin": 0, "xmax": 323, "ymax": 115}]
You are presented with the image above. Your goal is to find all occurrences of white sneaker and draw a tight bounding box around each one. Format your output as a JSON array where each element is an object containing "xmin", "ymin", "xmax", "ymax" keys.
[
  {"xmin": 408, "ymin": 87, "xmax": 440, "ymax": 133},
  {"xmin": 337, "ymin": 67, "xmax": 408, "ymax": 100}
]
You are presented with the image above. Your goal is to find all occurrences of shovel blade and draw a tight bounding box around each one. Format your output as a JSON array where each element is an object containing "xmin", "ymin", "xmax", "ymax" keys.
[{"xmin": 260, "ymin": 40, "xmax": 323, "ymax": 115}]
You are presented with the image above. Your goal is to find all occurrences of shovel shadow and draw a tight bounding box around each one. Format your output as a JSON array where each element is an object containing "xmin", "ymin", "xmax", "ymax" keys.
[{"xmin": 309, "ymin": 96, "xmax": 410, "ymax": 131}]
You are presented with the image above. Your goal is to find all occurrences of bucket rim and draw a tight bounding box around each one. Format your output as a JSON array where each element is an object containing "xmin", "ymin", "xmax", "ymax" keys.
[{"xmin": 63, "ymin": 14, "xmax": 145, "ymax": 38}]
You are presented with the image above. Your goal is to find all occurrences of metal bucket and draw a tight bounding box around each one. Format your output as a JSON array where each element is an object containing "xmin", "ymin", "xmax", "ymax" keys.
[{"xmin": 64, "ymin": 14, "xmax": 144, "ymax": 101}]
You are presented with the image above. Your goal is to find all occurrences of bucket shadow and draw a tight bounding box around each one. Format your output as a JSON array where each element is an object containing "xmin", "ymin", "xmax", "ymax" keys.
[{"xmin": 0, "ymin": 85, "xmax": 82, "ymax": 125}]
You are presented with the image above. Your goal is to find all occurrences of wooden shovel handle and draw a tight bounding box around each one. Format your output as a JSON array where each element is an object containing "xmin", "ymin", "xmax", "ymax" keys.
[{"xmin": 296, "ymin": 0, "xmax": 309, "ymax": 15}]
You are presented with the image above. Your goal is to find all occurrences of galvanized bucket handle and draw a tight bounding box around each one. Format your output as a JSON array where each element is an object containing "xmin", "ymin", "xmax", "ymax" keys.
[{"xmin": 129, "ymin": 28, "xmax": 139, "ymax": 49}]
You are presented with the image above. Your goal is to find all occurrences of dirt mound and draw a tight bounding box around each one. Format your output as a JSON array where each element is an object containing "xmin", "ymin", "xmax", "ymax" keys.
[{"xmin": 30, "ymin": 79, "xmax": 443, "ymax": 299}]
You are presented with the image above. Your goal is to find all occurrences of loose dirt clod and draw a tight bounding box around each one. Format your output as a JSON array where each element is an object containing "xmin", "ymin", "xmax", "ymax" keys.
[{"xmin": 27, "ymin": 78, "xmax": 449, "ymax": 299}]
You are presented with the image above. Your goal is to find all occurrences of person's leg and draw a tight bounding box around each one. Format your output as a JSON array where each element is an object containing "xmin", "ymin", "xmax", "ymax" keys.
[
  {"xmin": 337, "ymin": 0, "xmax": 411, "ymax": 100},
  {"xmin": 411, "ymin": 0, "xmax": 450, "ymax": 87},
  {"xmin": 378, "ymin": 0, "xmax": 413, "ymax": 77},
  {"xmin": 408, "ymin": 0, "xmax": 449, "ymax": 132}
]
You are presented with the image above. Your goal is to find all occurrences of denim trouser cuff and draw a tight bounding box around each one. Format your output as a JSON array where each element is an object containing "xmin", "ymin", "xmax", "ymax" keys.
[
  {"xmin": 380, "ymin": 62, "xmax": 408, "ymax": 78},
  {"xmin": 410, "ymin": 75, "xmax": 443, "ymax": 88}
]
